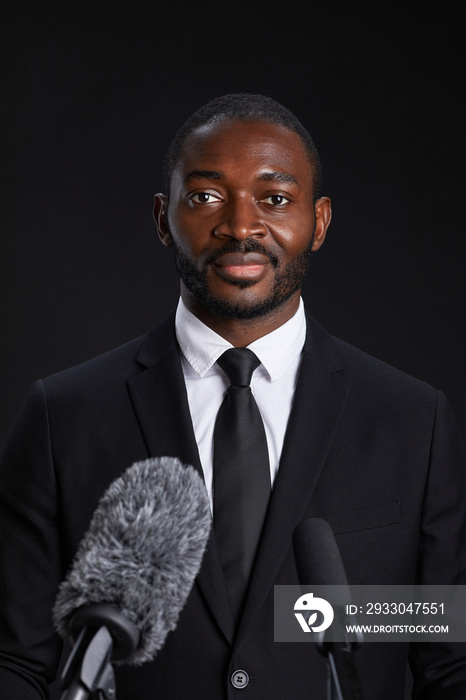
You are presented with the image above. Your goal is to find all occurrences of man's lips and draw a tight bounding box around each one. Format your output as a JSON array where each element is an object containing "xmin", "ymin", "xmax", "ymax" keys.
[{"xmin": 213, "ymin": 252, "xmax": 271, "ymax": 281}]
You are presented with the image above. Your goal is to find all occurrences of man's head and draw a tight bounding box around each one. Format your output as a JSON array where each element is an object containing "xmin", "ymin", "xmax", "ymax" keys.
[{"xmin": 154, "ymin": 94, "xmax": 331, "ymax": 340}]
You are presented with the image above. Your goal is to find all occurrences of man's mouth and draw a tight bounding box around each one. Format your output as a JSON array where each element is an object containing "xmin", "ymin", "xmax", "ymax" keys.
[{"xmin": 213, "ymin": 252, "xmax": 271, "ymax": 281}]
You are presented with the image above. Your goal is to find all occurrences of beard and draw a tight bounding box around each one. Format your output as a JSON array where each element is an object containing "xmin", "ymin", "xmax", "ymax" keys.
[{"xmin": 170, "ymin": 234, "xmax": 314, "ymax": 320}]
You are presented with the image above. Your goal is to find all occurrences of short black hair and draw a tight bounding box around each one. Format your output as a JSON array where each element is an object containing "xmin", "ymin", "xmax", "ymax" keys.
[{"xmin": 162, "ymin": 93, "xmax": 323, "ymax": 201}]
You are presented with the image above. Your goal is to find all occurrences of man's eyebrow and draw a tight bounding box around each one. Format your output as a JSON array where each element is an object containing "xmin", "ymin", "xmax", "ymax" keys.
[
  {"xmin": 184, "ymin": 170, "xmax": 223, "ymax": 184},
  {"xmin": 257, "ymin": 171, "xmax": 300, "ymax": 186},
  {"xmin": 183, "ymin": 170, "xmax": 300, "ymax": 187}
]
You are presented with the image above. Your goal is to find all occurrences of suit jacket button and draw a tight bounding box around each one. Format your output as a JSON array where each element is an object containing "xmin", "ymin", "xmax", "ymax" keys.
[{"xmin": 231, "ymin": 670, "xmax": 249, "ymax": 689}]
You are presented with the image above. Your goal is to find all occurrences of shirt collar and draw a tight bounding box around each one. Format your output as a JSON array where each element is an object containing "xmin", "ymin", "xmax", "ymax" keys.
[{"xmin": 175, "ymin": 297, "xmax": 306, "ymax": 381}]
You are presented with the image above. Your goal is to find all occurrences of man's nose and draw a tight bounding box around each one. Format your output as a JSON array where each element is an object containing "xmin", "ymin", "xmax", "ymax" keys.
[{"xmin": 214, "ymin": 197, "xmax": 267, "ymax": 240}]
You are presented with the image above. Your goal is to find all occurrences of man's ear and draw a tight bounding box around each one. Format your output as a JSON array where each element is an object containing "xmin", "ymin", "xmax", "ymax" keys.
[
  {"xmin": 153, "ymin": 193, "xmax": 172, "ymax": 247},
  {"xmin": 311, "ymin": 197, "xmax": 332, "ymax": 252}
]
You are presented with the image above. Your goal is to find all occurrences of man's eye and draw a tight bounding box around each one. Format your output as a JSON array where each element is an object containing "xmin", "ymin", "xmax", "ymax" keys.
[
  {"xmin": 190, "ymin": 192, "xmax": 221, "ymax": 204},
  {"xmin": 262, "ymin": 194, "xmax": 290, "ymax": 206}
]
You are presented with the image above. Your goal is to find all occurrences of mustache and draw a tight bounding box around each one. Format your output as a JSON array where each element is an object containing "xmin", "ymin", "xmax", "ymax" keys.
[{"xmin": 204, "ymin": 239, "xmax": 279, "ymax": 268}]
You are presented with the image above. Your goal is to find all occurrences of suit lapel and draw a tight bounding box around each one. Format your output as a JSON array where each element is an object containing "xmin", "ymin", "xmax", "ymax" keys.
[
  {"xmin": 236, "ymin": 315, "xmax": 350, "ymax": 641},
  {"xmin": 127, "ymin": 317, "xmax": 200, "ymax": 466},
  {"xmin": 126, "ymin": 316, "xmax": 235, "ymax": 643}
]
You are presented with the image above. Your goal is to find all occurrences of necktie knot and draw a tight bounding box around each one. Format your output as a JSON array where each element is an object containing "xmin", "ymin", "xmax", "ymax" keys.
[{"xmin": 217, "ymin": 348, "xmax": 260, "ymax": 387}]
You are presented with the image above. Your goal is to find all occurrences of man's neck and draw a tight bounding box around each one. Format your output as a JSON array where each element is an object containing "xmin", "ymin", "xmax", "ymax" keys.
[{"xmin": 181, "ymin": 290, "xmax": 301, "ymax": 348}]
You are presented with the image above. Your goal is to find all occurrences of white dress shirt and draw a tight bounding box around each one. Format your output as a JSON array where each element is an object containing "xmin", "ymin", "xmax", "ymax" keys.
[{"xmin": 175, "ymin": 297, "xmax": 306, "ymax": 509}]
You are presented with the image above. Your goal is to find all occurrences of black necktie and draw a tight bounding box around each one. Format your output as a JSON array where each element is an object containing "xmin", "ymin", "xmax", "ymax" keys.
[{"xmin": 213, "ymin": 348, "xmax": 271, "ymax": 619}]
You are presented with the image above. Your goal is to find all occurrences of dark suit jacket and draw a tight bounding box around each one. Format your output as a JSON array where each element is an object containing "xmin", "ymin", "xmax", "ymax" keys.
[{"xmin": 1, "ymin": 313, "xmax": 466, "ymax": 699}]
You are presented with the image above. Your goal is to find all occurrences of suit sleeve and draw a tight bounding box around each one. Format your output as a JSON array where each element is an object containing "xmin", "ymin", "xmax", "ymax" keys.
[
  {"xmin": 409, "ymin": 390, "xmax": 466, "ymax": 698},
  {"xmin": 0, "ymin": 381, "xmax": 64, "ymax": 699}
]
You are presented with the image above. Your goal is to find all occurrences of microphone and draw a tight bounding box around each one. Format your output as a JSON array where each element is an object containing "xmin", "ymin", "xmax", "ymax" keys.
[
  {"xmin": 293, "ymin": 518, "xmax": 364, "ymax": 700},
  {"xmin": 53, "ymin": 457, "xmax": 211, "ymax": 700},
  {"xmin": 293, "ymin": 518, "xmax": 349, "ymax": 590}
]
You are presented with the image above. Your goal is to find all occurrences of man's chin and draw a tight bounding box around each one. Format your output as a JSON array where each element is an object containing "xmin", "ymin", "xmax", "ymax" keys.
[{"xmin": 186, "ymin": 285, "xmax": 297, "ymax": 321}]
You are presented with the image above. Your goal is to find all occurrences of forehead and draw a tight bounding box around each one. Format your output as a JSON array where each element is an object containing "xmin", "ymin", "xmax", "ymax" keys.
[{"xmin": 173, "ymin": 119, "xmax": 314, "ymax": 187}]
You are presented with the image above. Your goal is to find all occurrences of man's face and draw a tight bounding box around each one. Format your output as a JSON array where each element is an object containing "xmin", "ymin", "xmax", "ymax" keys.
[{"xmin": 156, "ymin": 119, "xmax": 330, "ymax": 321}]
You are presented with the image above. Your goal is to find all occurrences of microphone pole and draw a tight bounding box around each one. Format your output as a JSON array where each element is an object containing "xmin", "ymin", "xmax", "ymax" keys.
[
  {"xmin": 315, "ymin": 610, "xmax": 364, "ymax": 700},
  {"xmin": 293, "ymin": 518, "xmax": 364, "ymax": 700},
  {"xmin": 60, "ymin": 625, "xmax": 114, "ymax": 700},
  {"xmin": 59, "ymin": 604, "xmax": 140, "ymax": 700}
]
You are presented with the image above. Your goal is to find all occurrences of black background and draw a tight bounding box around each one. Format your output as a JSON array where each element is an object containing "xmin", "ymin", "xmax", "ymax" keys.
[
  {"xmin": 1, "ymin": 3, "xmax": 465, "ymax": 696},
  {"xmin": 2, "ymin": 4, "xmax": 465, "ymax": 446}
]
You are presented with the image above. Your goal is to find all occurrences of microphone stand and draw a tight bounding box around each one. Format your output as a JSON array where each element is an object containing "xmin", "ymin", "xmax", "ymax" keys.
[
  {"xmin": 59, "ymin": 604, "xmax": 140, "ymax": 700},
  {"xmin": 60, "ymin": 626, "xmax": 115, "ymax": 700},
  {"xmin": 315, "ymin": 607, "xmax": 364, "ymax": 700}
]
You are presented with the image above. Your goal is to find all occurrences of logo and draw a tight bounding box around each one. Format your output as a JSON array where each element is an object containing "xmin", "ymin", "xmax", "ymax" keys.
[{"xmin": 294, "ymin": 592, "xmax": 334, "ymax": 633}]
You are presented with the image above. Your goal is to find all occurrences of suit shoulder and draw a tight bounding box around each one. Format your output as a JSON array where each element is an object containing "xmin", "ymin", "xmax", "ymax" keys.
[
  {"xmin": 332, "ymin": 335, "xmax": 438, "ymax": 404},
  {"xmin": 305, "ymin": 313, "xmax": 438, "ymax": 403},
  {"xmin": 42, "ymin": 333, "xmax": 150, "ymax": 395},
  {"xmin": 41, "ymin": 314, "xmax": 177, "ymax": 397}
]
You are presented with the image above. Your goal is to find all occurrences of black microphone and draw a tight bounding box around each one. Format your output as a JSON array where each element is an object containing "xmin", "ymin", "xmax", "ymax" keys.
[
  {"xmin": 293, "ymin": 518, "xmax": 364, "ymax": 700},
  {"xmin": 293, "ymin": 518, "xmax": 349, "ymax": 595},
  {"xmin": 53, "ymin": 457, "xmax": 211, "ymax": 700}
]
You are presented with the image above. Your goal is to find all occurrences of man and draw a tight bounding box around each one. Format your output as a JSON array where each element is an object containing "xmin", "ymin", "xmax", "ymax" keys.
[{"xmin": 1, "ymin": 94, "xmax": 466, "ymax": 699}]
